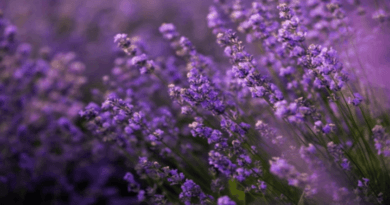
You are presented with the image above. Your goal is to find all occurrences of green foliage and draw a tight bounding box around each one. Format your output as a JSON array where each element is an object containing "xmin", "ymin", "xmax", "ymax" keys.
[{"xmin": 229, "ymin": 180, "xmax": 245, "ymax": 204}]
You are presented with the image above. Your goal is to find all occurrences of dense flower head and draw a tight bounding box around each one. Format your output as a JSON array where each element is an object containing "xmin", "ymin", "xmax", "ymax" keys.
[
  {"xmin": 372, "ymin": 125, "xmax": 390, "ymax": 157},
  {"xmin": 327, "ymin": 141, "xmax": 351, "ymax": 170},
  {"xmin": 113, "ymin": 34, "xmax": 155, "ymax": 74},
  {"xmin": 217, "ymin": 195, "xmax": 236, "ymax": 205},
  {"xmin": 159, "ymin": 23, "xmax": 179, "ymax": 41},
  {"xmin": 180, "ymin": 179, "xmax": 214, "ymax": 205},
  {"xmin": 209, "ymin": 150, "xmax": 237, "ymax": 177},
  {"xmin": 269, "ymin": 157, "xmax": 299, "ymax": 184},
  {"xmin": 348, "ymin": 93, "xmax": 363, "ymax": 106},
  {"xmin": 124, "ymin": 172, "xmax": 140, "ymax": 192},
  {"xmin": 167, "ymin": 169, "xmax": 185, "ymax": 185}
]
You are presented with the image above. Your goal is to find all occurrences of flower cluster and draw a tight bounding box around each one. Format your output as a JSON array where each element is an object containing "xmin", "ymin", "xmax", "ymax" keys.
[
  {"xmin": 1, "ymin": 1, "xmax": 390, "ymax": 205},
  {"xmin": 0, "ymin": 12, "xmax": 132, "ymax": 204},
  {"xmin": 372, "ymin": 125, "xmax": 390, "ymax": 157}
]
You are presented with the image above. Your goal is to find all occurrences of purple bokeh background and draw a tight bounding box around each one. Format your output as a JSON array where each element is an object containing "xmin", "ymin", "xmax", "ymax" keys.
[{"xmin": 1, "ymin": 0, "xmax": 389, "ymax": 91}]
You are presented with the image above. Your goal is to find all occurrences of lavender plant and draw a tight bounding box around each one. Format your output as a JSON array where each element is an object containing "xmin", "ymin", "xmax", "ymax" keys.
[{"xmin": 1, "ymin": 0, "xmax": 390, "ymax": 204}]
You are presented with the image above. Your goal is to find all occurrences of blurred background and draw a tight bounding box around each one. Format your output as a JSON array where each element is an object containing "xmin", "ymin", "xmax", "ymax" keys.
[
  {"xmin": 0, "ymin": 0, "xmax": 389, "ymax": 89},
  {"xmin": 0, "ymin": 0, "xmax": 215, "ymax": 83}
]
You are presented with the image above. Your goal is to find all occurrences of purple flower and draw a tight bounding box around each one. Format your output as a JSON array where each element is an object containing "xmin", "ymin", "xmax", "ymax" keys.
[
  {"xmin": 159, "ymin": 23, "xmax": 179, "ymax": 41},
  {"xmin": 167, "ymin": 169, "xmax": 185, "ymax": 185},
  {"xmin": 179, "ymin": 179, "xmax": 213, "ymax": 205},
  {"xmin": 372, "ymin": 125, "xmax": 390, "ymax": 157},
  {"xmin": 123, "ymin": 172, "xmax": 140, "ymax": 192},
  {"xmin": 348, "ymin": 93, "xmax": 363, "ymax": 106},
  {"xmin": 217, "ymin": 196, "xmax": 236, "ymax": 205}
]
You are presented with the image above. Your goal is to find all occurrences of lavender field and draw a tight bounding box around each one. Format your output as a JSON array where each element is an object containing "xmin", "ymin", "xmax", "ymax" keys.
[{"xmin": 1, "ymin": 0, "xmax": 390, "ymax": 204}]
